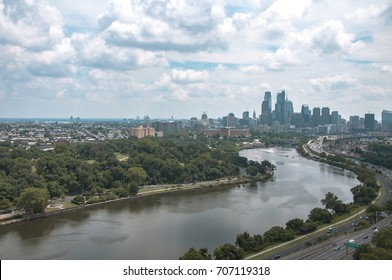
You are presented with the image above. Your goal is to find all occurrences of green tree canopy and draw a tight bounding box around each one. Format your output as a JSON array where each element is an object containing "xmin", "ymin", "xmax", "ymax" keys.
[
  {"xmin": 214, "ymin": 243, "xmax": 244, "ymax": 260},
  {"xmin": 16, "ymin": 187, "xmax": 49, "ymax": 213},
  {"xmin": 179, "ymin": 247, "xmax": 212, "ymax": 260},
  {"xmin": 308, "ymin": 207, "xmax": 333, "ymax": 224},
  {"xmin": 372, "ymin": 227, "xmax": 392, "ymax": 251}
]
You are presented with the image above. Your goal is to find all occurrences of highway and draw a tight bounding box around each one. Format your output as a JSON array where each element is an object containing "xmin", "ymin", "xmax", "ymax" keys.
[{"xmin": 280, "ymin": 214, "xmax": 392, "ymax": 260}]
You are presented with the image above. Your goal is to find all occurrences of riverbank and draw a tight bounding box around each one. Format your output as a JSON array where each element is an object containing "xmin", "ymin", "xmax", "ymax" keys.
[{"xmin": 0, "ymin": 172, "xmax": 274, "ymax": 227}]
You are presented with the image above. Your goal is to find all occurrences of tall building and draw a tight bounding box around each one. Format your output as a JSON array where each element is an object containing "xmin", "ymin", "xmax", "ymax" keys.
[
  {"xmin": 349, "ymin": 115, "xmax": 360, "ymax": 132},
  {"xmin": 263, "ymin": 91, "xmax": 272, "ymax": 114},
  {"xmin": 275, "ymin": 91, "xmax": 286, "ymax": 124},
  {"xmin": 261, "ymin": 91, "xmax": 273, "ymax": 125},
  {"xmin": 201, "ymin": 113, "xmax": 209, "ymax": 127},
  {"xmin": 382, "ymin": 110, "xmax": 392, "ymax": 131},
  {"xmin": 285, "ymin": 100, "xmax": 294, "ymax": 124},
  {"xmin": 321, "ymin": 107, "xmax": 331, "ymax": 125},
  {"xmin": 311, "ymin": 107, "xmax": 320, "ymax": 127},
  {"xmin": 222, "ymin": 113, "xmax": 238, "ymax": 127},
  {"xmin": 365, "ymin": 113, "xmax": 375, "ymax": 131},
  {"xmin": 243, "ymin": 111, "xmax": 250, "ymax": 120},
  {"xmin": 301, "ymin": 104, "xmax": 311, "ymax": 124},
  {"xmin": 331, "ymin": 111, "xmax": 339, "ymax": 125}
]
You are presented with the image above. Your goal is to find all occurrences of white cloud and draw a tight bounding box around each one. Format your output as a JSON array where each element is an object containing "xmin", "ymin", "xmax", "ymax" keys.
[
  {"xmin": 239, "ymin": 65, "xmax": 265, "ymax": 74},
  {"xmin": 0, "ymin": 0, "xmax": 64, "ymax": 50},
  {"xmin": 302, "ymin": 19, "xmax": 365, "ymax": 55},
  {"xmin": 98, "ymin": 0, "xmax": 229, "ymax": 52},
  {"xmin": 265, "ymin": 0, "xmax": 312, "ymax": 20},
  {"xmin": 309, "ymin": 74, "xmax": 357, "ymax": 92},
  {"xmin": 261, "ymin": 47, "xmax": 298, "ymax": 71},
  {"xmin": 170, "ymin": 69, "xmax": 209, "ymax": 84},
  {"xmin": 380, "ymin": 66, "xmax": 392, "ymax": 73},
  {"xmin": 346, "ymin": 3, "xmax": 388, "ymax": 21},
  {"xmin": 72, "ymin": 33, "xmax": 168, "ymax": 70}
]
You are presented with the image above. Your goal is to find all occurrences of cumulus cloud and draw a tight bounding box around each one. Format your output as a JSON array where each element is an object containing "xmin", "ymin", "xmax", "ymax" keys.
[
  {"xmin": 309, "ymin": 74, "xmax": 357, "ymax": 92},
  {"xmin": 0, "ymin": 0, "xmax": 64, "ymax": 50},
  {"xmin": 346, "ymin": 3, "xmax": 387, "ymax": 21},
  {"xmin": 265, "ymin": 0, "xmax": 312, "ymax": 20},
  {"xmin": 261, "ymin": 47, "xmax": 298, "ymax": 71},
  {"xmin": 98, "ymin": 0, "xmax": 229, "ymax": 52},
  {"xmin": 72, "ymin": 33, "xmax": 168, "ymax": 70},
  {"xmin": 170, "ymin": 69, "xmax": 209, "ymax": 84},
  {"xmin": 304, "ymin": 20, "xmax": 365, "ymax": 55},
  {"xmin": 239, "ymin": 65, "xmax": 265, "ymax": 74},
  {"xmin": 373, "ymin": 64, "xmax": 392, "ymax": 73}
]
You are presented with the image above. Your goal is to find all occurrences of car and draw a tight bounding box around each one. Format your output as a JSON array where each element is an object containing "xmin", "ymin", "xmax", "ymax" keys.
[
  {"xmin": 273, "ymin": 255, "xmax": 281, "ymax": 259},
  {"xmin": 334, "ymin": 247, "xmax": 341, "ymax": 251},
  {"xmin": 363, "ymin": 235, "xmax": 369, "ymax": 239}
]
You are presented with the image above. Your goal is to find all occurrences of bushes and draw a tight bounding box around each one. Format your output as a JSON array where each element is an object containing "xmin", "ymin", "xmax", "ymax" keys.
[{"xmin": 71, "ymin": 195, "xmax": 85, "ymax": 205}]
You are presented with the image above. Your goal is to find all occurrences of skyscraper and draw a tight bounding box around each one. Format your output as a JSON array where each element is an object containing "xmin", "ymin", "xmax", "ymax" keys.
[
  {"xmin": 349, "ymin": 115, "xmax": 360, "ymax": 132},
  {"xmin": 243, "ymin": 111, "xmax": 249, "ymax": 120},
  {"xmin": 285, "ymin": 100, "xmax": 293, "ymax": 124},
  {"xmin": 311, "ymin": 107, "xmax": 320, "ymax": 127},
  {"xmin": 263, "ymin": 91, "xmax": 272, "ymax": 114},
  {"xmin": 275, "ymin": 91, "xmax": 285, "ymax": 124},
  {"xmin": 382, "ymin": 110, "xmax": 392, "ymax": 131},
  {"xmin": 261, "ymin": 91, "xmax": 272, "ymax": 125},
  {"xmin": 301, "ymin": 104, "xmax": 311, "ymax": 124},
  {"xmin": 331, "ymin": 111, "xmax": 339, "ymax": 125},
  {"xmin": 321, "ymin": 107, "xmax": 331, "ymax": 125},
  {"xmin": 364, "ymin": 113, "xmax": 375, "ymax": 131}
]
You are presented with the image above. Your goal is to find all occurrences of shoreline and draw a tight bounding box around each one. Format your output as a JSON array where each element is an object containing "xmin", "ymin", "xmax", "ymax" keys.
[{"xmin": 0, "ymin": 172, "xmax": 274, "ymax": 227}]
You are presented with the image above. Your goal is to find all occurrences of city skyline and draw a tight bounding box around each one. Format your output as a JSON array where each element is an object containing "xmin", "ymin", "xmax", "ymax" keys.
[{"xmin": 0, "ymin": 0, "xmax": 391, "ymax": 120}]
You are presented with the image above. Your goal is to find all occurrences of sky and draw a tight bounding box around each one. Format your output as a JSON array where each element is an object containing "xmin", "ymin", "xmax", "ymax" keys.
[{"xmin": 0, "ymin": 0, "xmax": 391, "ymax": 120}]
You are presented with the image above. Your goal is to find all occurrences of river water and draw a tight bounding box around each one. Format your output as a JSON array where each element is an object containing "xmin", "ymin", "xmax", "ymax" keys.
[{"xmin": 0, "ymin": 148, "xmax": 359, "ymax": 259}]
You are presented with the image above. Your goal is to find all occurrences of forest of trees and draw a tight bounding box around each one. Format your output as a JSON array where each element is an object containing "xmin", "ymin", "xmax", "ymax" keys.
[
  {"xmin": 0, "ymin": 134, "xmax": 268, "ymax": 212},
  {"xmin": 357, "ymin": 143, "xmax": 392, "ymax": 169}
]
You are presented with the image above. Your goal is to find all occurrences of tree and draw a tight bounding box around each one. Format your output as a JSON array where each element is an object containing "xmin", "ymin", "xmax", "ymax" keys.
[
  {"xmin": 214, "ymin": 243, "xmax": 244, "ymax": 260},
  {"xmin": 245, "ymin": 165, "xmax": 259, "ymax": 176},
  {"xmin": 71, "ymin": 195, "xmax": 85, "ymax": 205},
  {"xmin": 321, "ymin": 192, "xmax": 347, "ymax": 215},
  {"xmin": 16, "ymin": 187, "xmax": 49, "ymax": 213},
  {"xmin": 285, "ymin": 218, "xmax": 305, "ymax": 235},
  {"xmin": 235, "ymin": 232, "xmax": 265, "ymax": 252},
  {"xmin": 46, "ymin": 181, "xmax": 64, "ymax": 199},
  {"xmin": 127, "ymin": 167, "xmax": 148, "ymax": 185},
  {"xmin": 129, "ymin": 182, "xmax": 139, "ymax": 195},
  {"xmin": 0, "ymin": 197, "xmax": 12, "ymax": 210},
  {"xmin": 351, "ymin": 184, "xmax": 377, "ymax": 205},
  {"xmin": 366, "ymin": 204, "xmax": 383, "ymax": 223},
  {"xmin": 300, "ymin": 221, "xmax": 318, "ymax": 234},
  {"xmin": 263, "ymin": 226, "xmax": 295, "ymax": 244},
  {"xmin": 179, "ymin": 247, "xmax": 212, "ymax": 260},
  {"xmin": 384, "ymin": 199, "xmax": 392, "ymax": 214},
  {"xmin": 308, "ymin": 207, "xmax": 333, "ymax": 224},
  {"xmin": 372, "ymin": 227, "xmax": 392, "ymax": 251}
]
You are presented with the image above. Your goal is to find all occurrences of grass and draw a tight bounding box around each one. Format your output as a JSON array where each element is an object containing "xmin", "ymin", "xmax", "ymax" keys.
[{"xmin": 115, "ymin": 153, "xmax": 129, "ymax": 161}]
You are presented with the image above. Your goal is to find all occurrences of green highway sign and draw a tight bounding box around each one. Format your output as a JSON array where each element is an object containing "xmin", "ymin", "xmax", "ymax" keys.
[{"xmin": 344, "ymin": 242, "xmax": 361, "ymax": 249}]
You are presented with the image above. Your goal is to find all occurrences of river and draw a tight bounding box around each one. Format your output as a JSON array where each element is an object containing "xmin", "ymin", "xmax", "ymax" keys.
[{"xmin": 0, "ymin": 147, "xmax": 359, "ymax": 259}]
